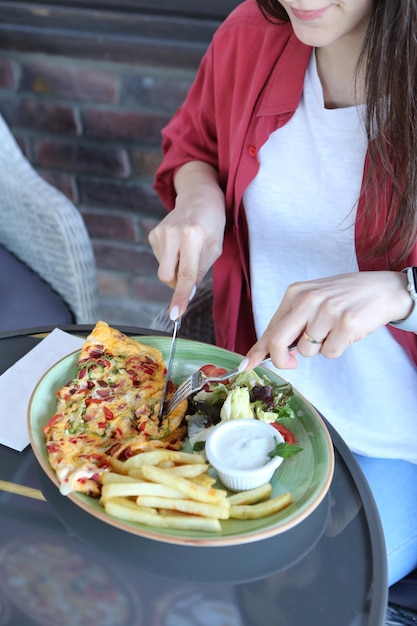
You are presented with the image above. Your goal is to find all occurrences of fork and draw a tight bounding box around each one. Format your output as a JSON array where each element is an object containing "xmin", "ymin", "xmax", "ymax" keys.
[
  {"xmin": 162, "ymin": 337, "xmax": 301, "ymax": 417},
  {"xmin": 163, "ymin": 357, "xmax": 272, "ymax": 417}
]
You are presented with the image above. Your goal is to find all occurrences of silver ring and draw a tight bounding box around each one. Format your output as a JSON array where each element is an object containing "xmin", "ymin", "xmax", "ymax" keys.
[{"xmin": 302, "ymin": 330, "xmax": 325, "ymax": 345}]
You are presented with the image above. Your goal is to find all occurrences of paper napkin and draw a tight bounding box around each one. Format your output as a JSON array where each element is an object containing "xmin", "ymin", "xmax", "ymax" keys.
[{"xmin": 0, "ymin": 328, "xmax": 84, "ymax": 452}]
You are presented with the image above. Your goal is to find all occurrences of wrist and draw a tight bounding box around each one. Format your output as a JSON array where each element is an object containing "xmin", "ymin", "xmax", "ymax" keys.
[{"xmin": 389, "ymin": 267, "xmax": 417, "ymax": 332}]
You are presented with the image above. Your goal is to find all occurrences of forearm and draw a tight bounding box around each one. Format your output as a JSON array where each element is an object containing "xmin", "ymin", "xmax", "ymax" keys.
[
  {"xmin": 149, "ymin": 160, "xmax": 226, "ymax": 315},
  {"xmin": 173, "ymin": 161, "xmax": 226, "ymax": 222}
]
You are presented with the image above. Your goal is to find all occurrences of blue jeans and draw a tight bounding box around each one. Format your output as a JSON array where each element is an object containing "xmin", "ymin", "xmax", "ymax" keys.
[{"xmin": 354, "ymin": 453, "xmax": 417, "ymax": 587}]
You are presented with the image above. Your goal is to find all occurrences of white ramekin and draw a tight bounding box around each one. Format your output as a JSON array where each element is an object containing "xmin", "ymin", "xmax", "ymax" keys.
[{"xmin": 205, "ymin": 418, "xmax": 284, "ymax": 491}]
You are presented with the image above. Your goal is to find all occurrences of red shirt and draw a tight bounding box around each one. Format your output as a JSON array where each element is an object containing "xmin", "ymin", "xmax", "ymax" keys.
[{"xmin": 154, "ymin": 0, "xmax": 417, "ymax": 364}]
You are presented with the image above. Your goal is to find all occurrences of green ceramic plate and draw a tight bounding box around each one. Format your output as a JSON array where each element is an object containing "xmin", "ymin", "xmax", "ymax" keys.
[{"xmin": 28, "ymin": 336, "xmax": 334, "ymax": 547}]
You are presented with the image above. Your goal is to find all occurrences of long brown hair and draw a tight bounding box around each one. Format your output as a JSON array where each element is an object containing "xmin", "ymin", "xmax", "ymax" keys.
[{"xmin": 255, "ymin": 0, "xmax": 417, "ymax": 267}]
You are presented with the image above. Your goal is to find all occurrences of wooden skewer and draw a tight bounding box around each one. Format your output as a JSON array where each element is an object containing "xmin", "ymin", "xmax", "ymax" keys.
[{"xmin": 0, "ymin": 479, "xmax": 46, "ymax": 501}]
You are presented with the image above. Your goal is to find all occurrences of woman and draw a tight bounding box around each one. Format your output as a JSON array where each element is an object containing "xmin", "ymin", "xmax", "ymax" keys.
[{"xmin": 149, "ymin": 0, "xmax": 417, "ymax": 586}]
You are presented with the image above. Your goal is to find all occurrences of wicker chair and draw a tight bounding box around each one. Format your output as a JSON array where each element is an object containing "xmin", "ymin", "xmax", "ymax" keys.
[
  {"xmin": 0, "ymin": 114, "xmax": 99, "ymax": 324},
  {"xmin": 150, "ymin": 278, "xmax": 215, "ymax": 344}
]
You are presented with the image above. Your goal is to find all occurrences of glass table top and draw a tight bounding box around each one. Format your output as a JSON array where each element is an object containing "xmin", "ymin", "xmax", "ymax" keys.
[{"xmin": 0, "ymin": 327, "xmax": 388, "ymax": 626}]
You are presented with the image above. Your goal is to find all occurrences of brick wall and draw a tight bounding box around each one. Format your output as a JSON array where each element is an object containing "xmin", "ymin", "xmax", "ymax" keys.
[{"xmin": 0, "ymin": 50, "xmax": 197, "ymax": 328}]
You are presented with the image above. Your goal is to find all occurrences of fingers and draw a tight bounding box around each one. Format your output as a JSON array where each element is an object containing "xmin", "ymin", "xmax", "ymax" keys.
[
  {"xmin": 168, "ymin": 285, "xmax": 197, "ymax": 322},
  {"xmin": 296, "ymin": 330, "xmax": 326, "ymax": 361},
  {"xmin": 245, "ymin": 331, "xmax": 300, "ymax": 371},
  {"xmin": 247, "ymin": 303, "xmax": 345, "ymax": 370},
  {"xmin": 245, "ymin": 272, "xmax": 402, "ymax": 370},
  {"xmin": 149, "ymin": 206, "xmax": 224, "ymax": 318},
  {"xmin": 246, "ymin": 324, "xmax": 333, "ymax": 371},
  {"xmin": 171, "ymin": 227, "xmax": 208, "ymax": 308},
  {"xmin": 246, "ymin": 348, "xmax": 299, "ymax": 372},
  {"xmin": 149, "ymin": 222, "xmax": 206, "ymax": 315}
]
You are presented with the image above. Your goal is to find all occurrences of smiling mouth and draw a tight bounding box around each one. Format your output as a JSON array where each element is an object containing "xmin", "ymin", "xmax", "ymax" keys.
[{"xmin": 290, "ymin": 6, "xmax": 331, "ymax": 21}]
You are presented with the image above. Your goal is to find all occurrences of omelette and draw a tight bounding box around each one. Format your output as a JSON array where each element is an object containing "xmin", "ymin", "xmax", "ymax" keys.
[{"xmin": 43, "ymin": 321, "xmax": 188, "ymax": 496}]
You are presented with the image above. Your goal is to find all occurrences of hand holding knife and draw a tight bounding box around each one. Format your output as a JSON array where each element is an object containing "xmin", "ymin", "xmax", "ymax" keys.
[{"xmin": 158, "ymin": 305, "xmax": 182, "ymax": 422}]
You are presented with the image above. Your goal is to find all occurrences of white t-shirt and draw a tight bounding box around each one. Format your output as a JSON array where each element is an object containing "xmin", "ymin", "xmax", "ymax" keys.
[{"xmin": 243, "ymin": 52, "xmax": 417, "ymax": 464}]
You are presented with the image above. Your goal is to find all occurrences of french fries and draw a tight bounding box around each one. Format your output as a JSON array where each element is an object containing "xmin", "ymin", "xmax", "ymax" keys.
[
  {"xmin": 227, "ymin": 483, "xmax": 272, "ymax": 506},
  {"xmin": 229, "ymin": 493, "xmax": 293, "ymax": 520},
  {"xmin": 101, "ymin": 481, "xmax": 186, "ymax": 499},
  {"xmin": 136, "ymin": 496, "xmax": 230, "ymax": 520},
  {"xmin": 122, "ymin": 449, "xmax": 205, "ymax": 469},
  {"xmin": 141, "ymin": 464, "xmax": 227, "ymax": 504},
  {"xmin": 103, "ymin": 497, "xmax": 222, "ymax": 531},
  {"xmin": 99, "ymin": 449, "xmax": 293, "ymax": 532},
  {"xmin": 163, "ymin": 463, "xmax": 208, "ymax": 477},
  {"xmin": 100, "ymin": 449, "xmax": 227, "ymax": 532}
]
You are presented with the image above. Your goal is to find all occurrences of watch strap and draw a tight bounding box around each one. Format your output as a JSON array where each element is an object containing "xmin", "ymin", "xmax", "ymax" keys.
[{"xmin": 389, "ymin": 267, "xmax": 417, "ymax": 332}]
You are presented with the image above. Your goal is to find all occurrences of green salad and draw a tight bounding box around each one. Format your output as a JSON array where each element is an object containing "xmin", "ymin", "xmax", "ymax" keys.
[{"xmin": 186, "ymin": 366, "xmax": 302, "ymax": 459}]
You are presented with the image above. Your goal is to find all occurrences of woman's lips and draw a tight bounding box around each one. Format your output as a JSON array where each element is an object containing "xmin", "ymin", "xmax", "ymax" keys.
[{"xmin": 290, "ymin": 6, "xmax": 331, "ymax": 21}]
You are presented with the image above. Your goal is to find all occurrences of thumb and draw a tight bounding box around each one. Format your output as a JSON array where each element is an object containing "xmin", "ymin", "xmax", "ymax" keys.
[
  {"xmin": 245, "ymin": 339, "xmax": 270, "ymax": 371},
  {"xmin": 246, "ymin": 338, "xmax": 299, "ymax": 371}
]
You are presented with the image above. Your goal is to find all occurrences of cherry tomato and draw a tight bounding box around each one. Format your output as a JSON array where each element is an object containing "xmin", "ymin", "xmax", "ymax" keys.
[
  {"xmin": 200, "ymin": 364, "xmax": 228, "ymax": 377},
  {"xmin": 200, "ymin": 364, "xmax": 229, "ymax": 389},
  {"xmin": 270, "ymin": 422, "xmax": 296, "ymax": 444}
]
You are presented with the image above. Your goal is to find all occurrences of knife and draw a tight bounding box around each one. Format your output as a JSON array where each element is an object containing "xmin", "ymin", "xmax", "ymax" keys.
[{"xmin": 158, "ymin": 313, "xmax": 181, "ymax": 422}]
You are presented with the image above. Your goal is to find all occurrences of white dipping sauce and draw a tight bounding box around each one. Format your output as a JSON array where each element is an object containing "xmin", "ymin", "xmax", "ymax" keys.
[
  {"xmin": 216, "ymin": 429, "xmax": 274, "ymax": 469},
  {"xmin": 205, "ymin": 419, "xmax": 285, "ymax": 491}
]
